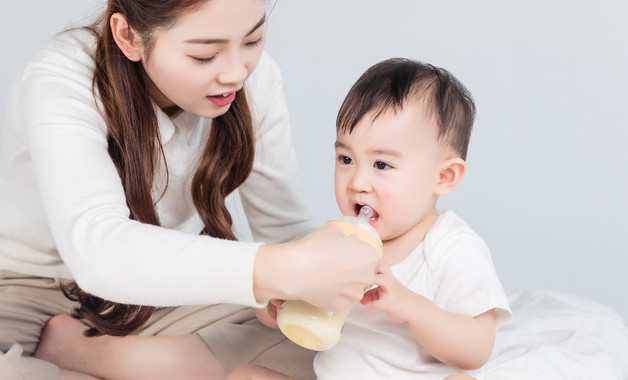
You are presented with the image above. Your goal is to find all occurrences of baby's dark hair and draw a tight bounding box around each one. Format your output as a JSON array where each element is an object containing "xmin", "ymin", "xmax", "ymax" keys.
[{"xmin": 337, "ymin": 58, "xmax": 476, "ymax": 160}]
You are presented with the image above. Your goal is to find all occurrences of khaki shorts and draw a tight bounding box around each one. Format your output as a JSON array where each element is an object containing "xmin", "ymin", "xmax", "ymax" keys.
[{"xmin": 0, "ymin": 270, "xmax": 315, "ymax": 380}]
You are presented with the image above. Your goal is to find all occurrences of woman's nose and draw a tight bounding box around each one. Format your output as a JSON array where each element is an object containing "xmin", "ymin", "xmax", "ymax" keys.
[{"xmin": 217, "ymin": 49, "xmax": 248, "ymax": 85}]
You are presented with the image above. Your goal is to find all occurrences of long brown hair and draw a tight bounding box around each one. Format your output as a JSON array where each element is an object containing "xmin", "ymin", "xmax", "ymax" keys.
[{"xmin": 63, "ymin": 0, "xmax": 256, "ymax": 337}]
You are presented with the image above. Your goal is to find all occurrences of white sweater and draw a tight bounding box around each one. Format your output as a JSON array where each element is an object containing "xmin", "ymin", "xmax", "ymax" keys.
[{"xmin": 0, "ymin": 28, "xmax": 315, "ymax": 307}]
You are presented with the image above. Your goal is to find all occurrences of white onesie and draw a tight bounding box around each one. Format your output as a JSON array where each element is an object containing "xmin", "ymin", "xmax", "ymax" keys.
[{"xmin": 314, "ymin": 210, "xmax": 512, "ymax": 380}]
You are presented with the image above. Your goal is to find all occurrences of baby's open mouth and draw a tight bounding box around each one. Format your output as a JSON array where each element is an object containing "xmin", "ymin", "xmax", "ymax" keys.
[{"xmin": 355, "ymin": 204, "xmax": 379, "ymax": 221}]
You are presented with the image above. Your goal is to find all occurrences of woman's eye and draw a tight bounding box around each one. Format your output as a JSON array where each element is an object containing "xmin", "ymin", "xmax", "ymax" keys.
[
  {"xmin": 190, "ymin": 55, "xmax": 217, "ymax": 64},
  {"xmin": 375, "ymin": 161, "xmax": 391, "ymax": 170},
  {"xmin": 245, "ymin": 37, "xmax": 264, "ymax": 47},
  {"xmin": 338, "ymin": 155, "xmax": 353, "ymax": 165}
]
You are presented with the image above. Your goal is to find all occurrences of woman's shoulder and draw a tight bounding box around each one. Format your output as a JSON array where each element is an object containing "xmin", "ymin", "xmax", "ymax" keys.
[
  {"xmin": 21, "ymin": 28, "xmax": 98, "ymax": 85},
  {"xmin": 246, "ymin": 51, "xmax": 284, "ymax": 96},
  {"xmin": 49, "ymin": 27, "xmax": 99, "ymax": 55},
  {"xmin": 244, "ymin": 51, "xmax": 287, "ymax": 126},
  {"xmin": 8, "ymin": 28, "xmax": 105, "ymax": 135}
]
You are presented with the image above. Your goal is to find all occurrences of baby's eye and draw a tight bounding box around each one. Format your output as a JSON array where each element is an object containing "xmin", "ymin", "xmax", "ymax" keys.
[
  {"xmin": 374, "ymin": 161, "xmax": 391, "ymax": 170},
  {"xmin": 338, "ymin": 155, "xmax": 353, "ymax": 165}
]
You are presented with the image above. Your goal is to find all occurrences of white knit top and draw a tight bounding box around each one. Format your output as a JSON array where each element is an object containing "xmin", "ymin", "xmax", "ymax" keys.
[{"xmin": 0, "ymin": 28, "xmax": 315, "ymax": 307}]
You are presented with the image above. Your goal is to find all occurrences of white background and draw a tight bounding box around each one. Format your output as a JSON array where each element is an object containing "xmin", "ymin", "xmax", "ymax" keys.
[{"xmin": 1, "ymin": 1, "xmax": 626, "ymax": 322}]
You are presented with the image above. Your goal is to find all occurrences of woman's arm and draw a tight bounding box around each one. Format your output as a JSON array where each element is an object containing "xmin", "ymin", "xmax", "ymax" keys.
[
  {"xmin": 255, "ymin": 225, "xmax": 380, "ymax": 311},
  {"xmin": 253, "ymin": 300, "xmax": 283, "ymax": 329}
]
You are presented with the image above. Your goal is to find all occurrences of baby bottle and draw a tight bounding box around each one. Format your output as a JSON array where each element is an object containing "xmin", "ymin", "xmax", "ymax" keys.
[{"xmin": 276, "ymin": 206, "xmax": 383, "ymax": 351}]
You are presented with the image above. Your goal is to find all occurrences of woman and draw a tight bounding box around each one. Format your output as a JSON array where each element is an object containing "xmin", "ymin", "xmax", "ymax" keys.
[{"xmin": 0, "ymin": 0, "xmax": 380, "ymax": 378}]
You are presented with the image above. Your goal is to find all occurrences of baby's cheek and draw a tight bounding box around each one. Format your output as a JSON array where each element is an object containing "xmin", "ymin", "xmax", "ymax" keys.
[{"xmin": 380, "ymin": 189, "xmax": 402, "ymax": 211}]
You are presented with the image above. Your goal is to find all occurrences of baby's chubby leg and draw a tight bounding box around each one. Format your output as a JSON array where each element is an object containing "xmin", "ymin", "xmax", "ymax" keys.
[{"xmin": 35, "ymin": 315, "xmax": 229, "ymax": 380}]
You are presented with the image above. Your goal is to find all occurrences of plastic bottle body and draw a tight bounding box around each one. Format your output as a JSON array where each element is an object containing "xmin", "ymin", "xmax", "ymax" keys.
[
  {"xmin": 277, "ymin": 214, "xmax": 382, "ymax": 351},
  {"xmin": 276, "ymin": 300, "xmax": 352, "ymax": 351}
]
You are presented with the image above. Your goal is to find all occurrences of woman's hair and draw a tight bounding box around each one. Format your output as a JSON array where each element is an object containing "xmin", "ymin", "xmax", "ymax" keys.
[
  {"xmin": 63, "ymin": 0, "xmax": 256, "ymax": 337},
  {"xmin": 337, "ymin": 58, "xmax": 476, "ymax": 160}
]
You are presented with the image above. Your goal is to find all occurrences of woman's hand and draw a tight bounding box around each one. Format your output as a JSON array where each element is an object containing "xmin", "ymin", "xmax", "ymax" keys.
[
  {"xmin": 253, "ymin": 299, "xmax": 284, "ymax": 329},
  {"xmin": 254, "ymin": 223, "xmax": 380, "ymax": 311}
]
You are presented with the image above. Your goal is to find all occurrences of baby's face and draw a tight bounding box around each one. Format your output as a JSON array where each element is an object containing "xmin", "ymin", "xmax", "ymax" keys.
[{"xmin": 334, "ymin": 101, "xmax": 449, "ymax": 246}]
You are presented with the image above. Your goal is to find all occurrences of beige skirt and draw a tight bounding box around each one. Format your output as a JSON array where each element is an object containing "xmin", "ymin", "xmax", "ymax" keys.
[{"xmin": 0, "ymin": 270, "xmax": 315, "ymax": 380}]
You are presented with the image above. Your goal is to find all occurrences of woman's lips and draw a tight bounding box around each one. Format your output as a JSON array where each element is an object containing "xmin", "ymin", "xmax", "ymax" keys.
[{"xmin": 207, "ymin": 91, "xmax": 236, "ymax": 107}]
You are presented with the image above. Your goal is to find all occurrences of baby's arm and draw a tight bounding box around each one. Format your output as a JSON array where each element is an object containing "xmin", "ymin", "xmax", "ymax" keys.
[{"xmin": 361, "ymin": 266, "xmax": 495, "ymax": 370}]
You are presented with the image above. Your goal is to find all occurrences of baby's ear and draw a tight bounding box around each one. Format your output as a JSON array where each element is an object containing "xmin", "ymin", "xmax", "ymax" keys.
[{"xmin": 435, "ymin": 157, "xmax": 466, "ymax": 196}]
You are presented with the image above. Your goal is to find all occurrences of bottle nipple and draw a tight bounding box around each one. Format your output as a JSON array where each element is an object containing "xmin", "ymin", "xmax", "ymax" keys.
[{"xmin": 358, "ymin": 205, "xmax": 374, "ymax": 221}]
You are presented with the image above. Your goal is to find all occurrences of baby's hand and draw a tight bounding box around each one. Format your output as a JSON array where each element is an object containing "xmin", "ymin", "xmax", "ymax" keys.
[{"xmin": 360, "ymin": 266, "xmax": 413, "ymax": 324}]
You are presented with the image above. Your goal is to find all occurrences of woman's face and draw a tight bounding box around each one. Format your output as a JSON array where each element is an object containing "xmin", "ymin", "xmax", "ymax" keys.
[{"xmin": 141, "ymin": 0, "xmax": 266, "ymax": 117}]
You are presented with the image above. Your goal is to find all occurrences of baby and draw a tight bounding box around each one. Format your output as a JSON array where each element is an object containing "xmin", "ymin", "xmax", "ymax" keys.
[{"xmin": 256, "ymin": 58, "xmax": 512, "ymax": 380}]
